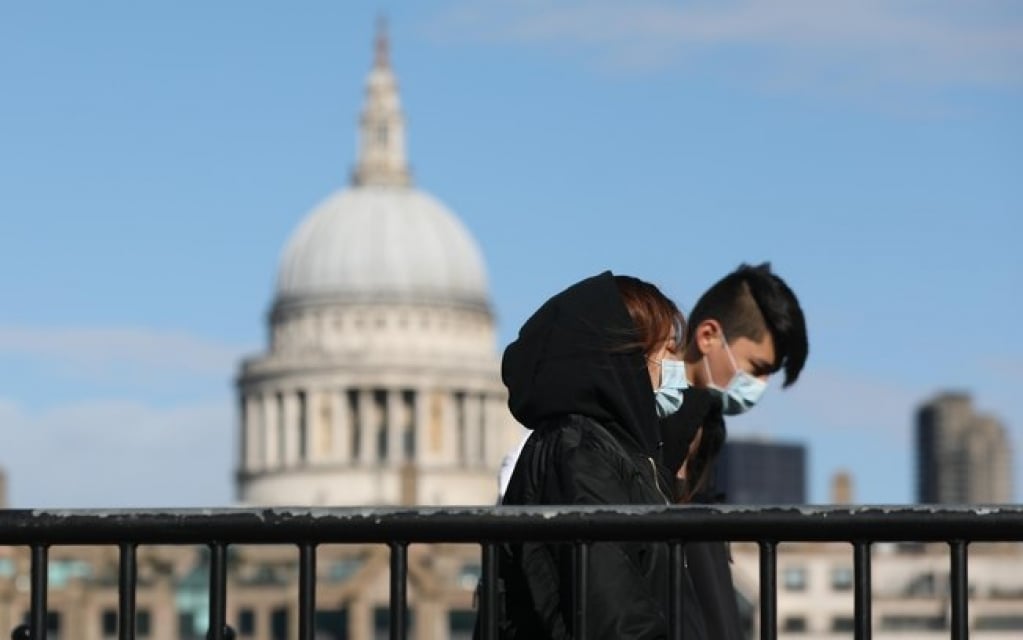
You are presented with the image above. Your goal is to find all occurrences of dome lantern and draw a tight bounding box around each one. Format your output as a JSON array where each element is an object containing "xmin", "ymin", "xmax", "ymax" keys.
[{"xmin": 351, "ymin": 18, "xmax": 411, "ymax": 188}]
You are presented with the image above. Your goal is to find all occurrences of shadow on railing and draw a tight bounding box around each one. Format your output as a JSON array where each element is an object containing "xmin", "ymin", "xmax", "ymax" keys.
[{"xmin": 1, "ymin": 505, "xmax": 1022, "ymax": 640}]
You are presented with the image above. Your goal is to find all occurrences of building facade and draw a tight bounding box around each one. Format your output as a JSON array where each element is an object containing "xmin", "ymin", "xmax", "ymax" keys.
[
  {"xmin": 233, "ymin": 24, "xmax": 521, "ymax": 509},
  {"xmin": 714, "ymin": 438, "xmax": 807, "ymax": 505},
  {"xmin": 916, "ymin": 393, "xmax": 1013, "ymax": 504},
  {"xmin": 730, "ymin": 542, "xmax": 1023, "ymax": 638}
]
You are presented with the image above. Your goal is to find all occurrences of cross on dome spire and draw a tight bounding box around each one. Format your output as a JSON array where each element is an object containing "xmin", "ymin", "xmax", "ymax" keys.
[
  {"xmin": 352, "ymin": 18, "xmax": 411, "ymax": 187},
  {"xmin": 374, "ymin": 16, "xmax": 390, "ymax": 69}
]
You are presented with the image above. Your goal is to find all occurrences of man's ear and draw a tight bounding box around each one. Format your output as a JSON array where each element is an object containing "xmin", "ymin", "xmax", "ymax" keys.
[{"xmin": 693, "ymin": 319, "xmax": 722, "ymax": 355}]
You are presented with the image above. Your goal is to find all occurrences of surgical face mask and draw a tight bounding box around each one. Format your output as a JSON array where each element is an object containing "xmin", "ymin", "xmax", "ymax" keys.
[
  {"xmin": 654, "ymin": 358, "xmax": 689, "ymax": 418},
  {"xmin": 704, "ymin": 333, "xmax": 768, "ymax": 415}
]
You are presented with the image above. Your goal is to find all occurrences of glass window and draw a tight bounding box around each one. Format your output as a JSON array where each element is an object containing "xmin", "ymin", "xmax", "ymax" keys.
[
  {"xmin": 449, "ymin": 609, "xmax": 476, "ymax": 640},
  {"xmin": 831, "ymin": 616, "xmax": 855, "ymax": 632},
  {"xmin": 832, "ymin": 566, "xmax": 854, "ymax": 591},
  {"xmin": 783, "ymin": 566, "xmax": 807, "ymax": 591},
  {"xmin": 880, "ymin": 615, "xmax": 945, "ymax": 630},
  {"xmin": 178, "ymin": 612, "xmax": 200, "ymax": 640},
  {"xmin": 975, "ymin": 615, "xmax": 1023, "ymax": 631},
  {"xmin": 457, "ymin": 563, "xmax": 482, "ymax": 590},
  {"xmin": 329, "ymin": 557, "xmax": 364, "ymax": 583},
  {"xmin": 782, "ymin": 616, "xmax": 807, "ymax": 633},
  {"xmin": 238, "ymin": 609, "xmax": 256, "ymax": 635},
  {"xmin": 315, "ymin": 609, "xmax": 348, "ymax": 637},
  {"xmin": 101, "ymin": 609, "xmax": 118, "ymax": 636},
  {"xmin": 46, "ymin": 611, "xmax": 60, "ymax": 633},
  {"xmin": 271, "ymin": 608, "xmax": 289, "ymax": 640},
  {"xmin": 374, "ymin": 607, "xmax": 414, "ymax": 640},
  {"xmin": 137, "ymin": 609, "xmax": 152, "ymax": 637},
  {"xmin": 297, "ymin": 391, "xmax": 308, "ymax": 461}
]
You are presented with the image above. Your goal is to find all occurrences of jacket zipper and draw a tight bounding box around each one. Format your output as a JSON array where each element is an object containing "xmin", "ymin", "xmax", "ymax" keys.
[
  {"xmin": 647, "ymin": 457, "xmax": 688, "ymax": 568},
  {"xmin": 647, "ymin": 457, "xmax": 671, "ymax": 505}
]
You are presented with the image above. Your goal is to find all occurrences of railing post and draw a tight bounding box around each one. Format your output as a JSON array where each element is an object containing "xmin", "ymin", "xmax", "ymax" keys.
[
  {"xmin": 119, "ymin": 543, "xmax": 137, "ymax": 640},
  {"xmin": 759, "ymin": 541, "xmax": 776, "ymax": 640},
  {"xmin": 949, "ymin": 541, "xmax": 969, "ymax": 640},
  {"xmin": 853, "ymin": 541, "xmax": 872, "ymax": 640},
  {"xmin": 30, "ymin": 545, "xmax": 48, "ymax": 640},
  {"xmin": 208, "ymin": 544, "xmax": 227, "ymax": 640},
  {"xmin": 573, "ymin": 542, "xmax": 589, "ymax": 640},
  {"xmin": 389, "ymin": 542, "xmax": 408, "ymax": 640},
  {"xmin": 298, "ymin": 543, "xmax": 317, "ymax": 640},
  {"xmin": 480, "ymin": 543, "xmax": 499, "ymax": 640}
]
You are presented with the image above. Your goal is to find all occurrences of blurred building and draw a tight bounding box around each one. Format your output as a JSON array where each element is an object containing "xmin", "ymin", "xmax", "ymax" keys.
[
  {"xmin": 715, "ymin": 438, "xmax": 807, "ymax": 504},
  {"xmin": 730, "ymin": 542, "xmax": 1023, "ymax": 638},
  {"xmin": 233, "ymin": 20, "xmax": 521, "ymax": 509},
  {"xmin": 916, "ymin": 392, "xmax": 1013, "ymax": 504},
  {"xmin": 0, "ymin": 24, "xmax": 521, "ymax": 640},
  {"xmin": 830, "ymin": 469, "xmax": 854, "ymax": 505}
]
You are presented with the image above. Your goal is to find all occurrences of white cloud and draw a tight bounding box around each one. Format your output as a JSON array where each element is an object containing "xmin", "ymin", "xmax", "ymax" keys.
[
  {"xmin": 0, "ymin": 396, "xmax": 234, "ymax": 508},
  {"xmin": 0, "ymin": 326, "xmax": 250, "ymax": 383},
  {"xmin": 429, "ymin": 0, "xmax": 1023, "ymax": 92}
]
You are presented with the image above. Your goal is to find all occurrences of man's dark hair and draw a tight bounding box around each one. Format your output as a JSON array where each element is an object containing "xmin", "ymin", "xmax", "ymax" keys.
[{"xmin": 687, "ymin": 262, "xmax": 808, "ymax": 387}]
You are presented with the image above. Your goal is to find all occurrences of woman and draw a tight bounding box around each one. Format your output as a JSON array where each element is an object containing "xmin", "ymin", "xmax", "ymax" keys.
[{"xmin": 486, "ymin": 271, "xmax": 720, "ymax": 640}]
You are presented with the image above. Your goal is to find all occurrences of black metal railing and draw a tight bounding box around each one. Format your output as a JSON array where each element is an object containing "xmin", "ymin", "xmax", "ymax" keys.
[{"xmin": 1, "ymin": 505, "xmax": 1022, "ymax": 640}]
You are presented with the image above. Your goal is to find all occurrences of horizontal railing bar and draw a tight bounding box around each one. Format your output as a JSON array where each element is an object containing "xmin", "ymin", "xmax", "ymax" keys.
[{"xmin": 0, "ymin": 506, "xmax": 1021, "ymax": 545}]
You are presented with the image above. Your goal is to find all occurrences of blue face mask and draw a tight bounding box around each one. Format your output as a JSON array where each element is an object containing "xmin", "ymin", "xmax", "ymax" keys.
[
  {"xmin": 705, "ymin": 333, "xmax": 768, "ymax": 415},
  {"xmin": 654, "ymin": 358, "xmax": 689, "ymax": 418}
]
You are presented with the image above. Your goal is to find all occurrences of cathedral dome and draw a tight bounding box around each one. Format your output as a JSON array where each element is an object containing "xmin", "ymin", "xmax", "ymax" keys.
[
  {"xmin": 271, "ymin": 22, "xmax": 489, "ymax": 313},
  {"xmin": 274, "ymin": 185, "xmax": 489, "ymax": 309},
  {"xmin": 237, "ymin": 22, "xmax": 521, "ymax": 510}
]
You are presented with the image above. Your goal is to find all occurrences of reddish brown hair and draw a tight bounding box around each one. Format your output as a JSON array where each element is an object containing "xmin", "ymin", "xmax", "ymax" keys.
[{"xmin": 613, "ymin": 275, "xmax": 684, "ymax": 356}]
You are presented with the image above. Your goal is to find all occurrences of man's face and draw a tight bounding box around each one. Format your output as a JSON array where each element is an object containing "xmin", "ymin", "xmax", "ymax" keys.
[{"xmin": 687, "ymin": 320, "xmax": 776, "ymax": 391}]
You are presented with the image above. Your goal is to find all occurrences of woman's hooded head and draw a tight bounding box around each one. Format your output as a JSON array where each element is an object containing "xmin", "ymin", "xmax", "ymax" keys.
[{"xmin": 501, "ymin": 271, "xmax": 669, "ymax": 455}]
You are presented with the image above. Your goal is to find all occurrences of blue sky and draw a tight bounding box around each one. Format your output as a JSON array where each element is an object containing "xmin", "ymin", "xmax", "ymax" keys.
[{"xmin": 0, "ymin": 1, "xmax": 1020, "ymax": 507}]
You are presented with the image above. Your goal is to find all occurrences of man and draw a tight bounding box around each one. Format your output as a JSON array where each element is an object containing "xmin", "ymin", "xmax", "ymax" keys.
[{"xmin": 660, "ymin": 262, "xmax": 808, "ymax": 640}]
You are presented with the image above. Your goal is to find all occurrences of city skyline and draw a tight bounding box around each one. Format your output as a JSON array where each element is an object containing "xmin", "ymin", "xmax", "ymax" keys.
[{"xmin": 0, "ymin": 2, "xmax": 1020, "ymax": 507}]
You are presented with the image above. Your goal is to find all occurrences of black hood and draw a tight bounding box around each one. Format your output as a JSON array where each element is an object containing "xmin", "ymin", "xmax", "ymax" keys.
[{"xmin": 501, "ymin": 271, "xmax": 661, "ymax": 455}]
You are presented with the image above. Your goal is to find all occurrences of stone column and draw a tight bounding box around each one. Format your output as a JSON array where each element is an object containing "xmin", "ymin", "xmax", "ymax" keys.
[
  {"xmin": 350, "ymin": 597, "xmax": 373, "ymax": 640},
  {"xmin": 415, "ymin": 598, "xmax": 446, "ymax": 640},
  {"xmin": 481, "ymin": 393, "xmax": 495, "ymax": 467},
  {"xmin": 359, "ymin": 389, "xmax": 375, "ymax": 465},
  {"xmin": 283, "ymin": 391, "xmax": 299, "ymax": 467},
  {"xmin": 387, "ymin": 389, "xmax": 404, "ymax": 465},
  {"xmin": 413, "ymin": 388, "xmax": 428, "ymax": 465},
  {"xmin": 335, "ymin": 388, "xmax": 351, "ymax": 463},
  {"xmin": 263, "ymin": 393, "xmax": 278, "ymax": 469},
  {"xmin": 446, "ymin": 391, "xmax": 460, "ymax": 466},
  {"xmin": 310, "ymin": 389, "xmax": 327, "ymax": 464},
  {"xmin": 464, "ymin": 391, "xmax": 482, "ymax": 468},
  {"xmin": 243, "ymin": 394, "xmax": 261, "ymax": 471}
]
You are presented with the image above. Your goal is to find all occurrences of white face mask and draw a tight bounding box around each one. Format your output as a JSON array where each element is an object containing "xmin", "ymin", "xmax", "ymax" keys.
[
  {"xmin": 653, "ymin": 359, "xmax": 689, "ymax": 417},
  {"xmin": 704, "ymin": 332, "xmax": 768, "ymax": 415}
]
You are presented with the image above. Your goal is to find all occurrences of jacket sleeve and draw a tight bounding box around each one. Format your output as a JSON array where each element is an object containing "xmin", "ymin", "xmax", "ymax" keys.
[{"xmin": 522, "ymin": 436, "xmax": 670, "ymax": 640}]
